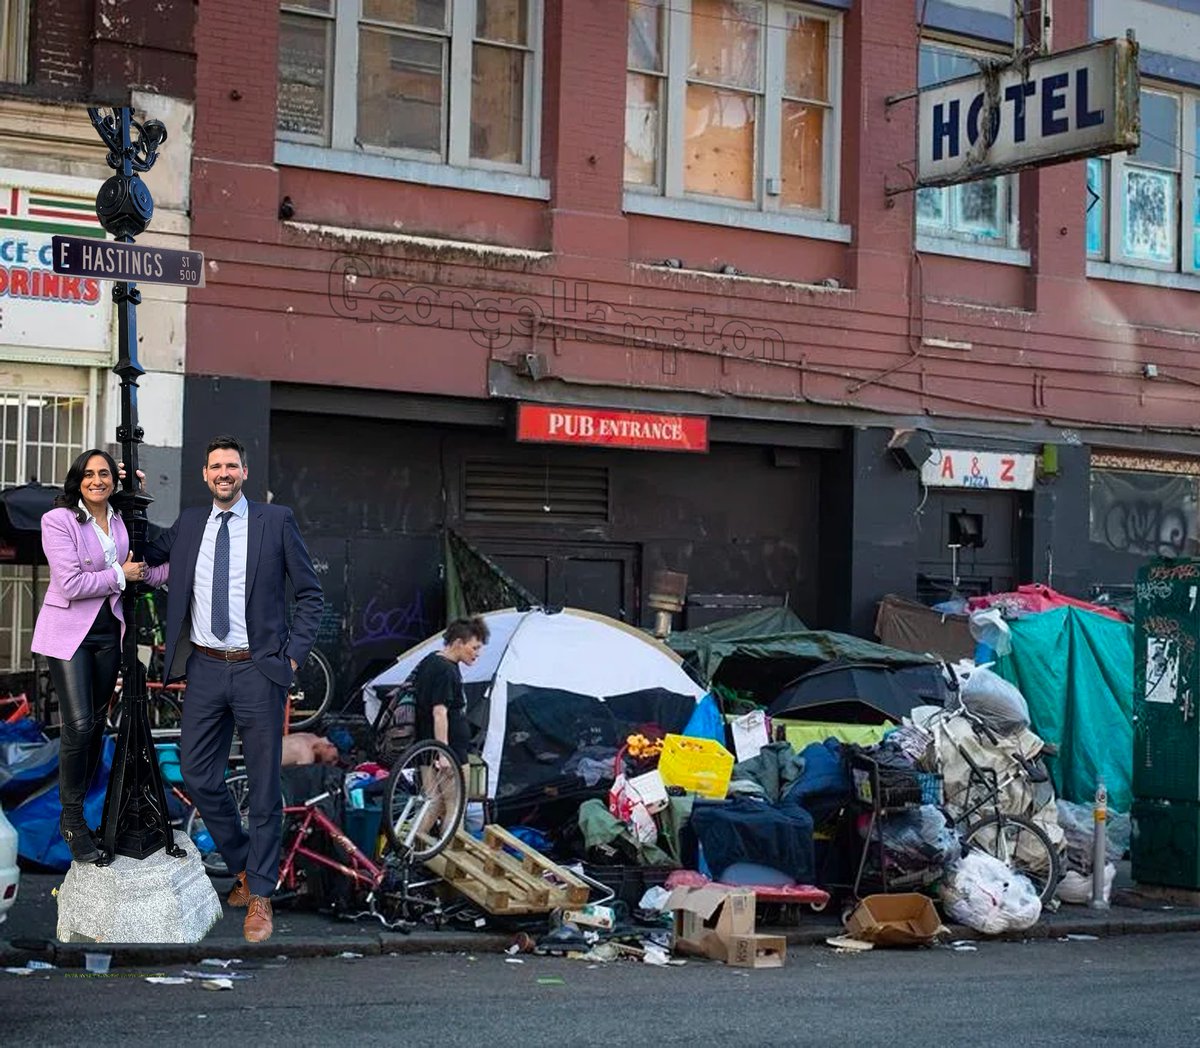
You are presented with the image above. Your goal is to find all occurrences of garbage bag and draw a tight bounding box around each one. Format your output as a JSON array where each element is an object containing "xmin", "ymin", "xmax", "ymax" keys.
[
  {"xmin": 940, "ymin": 849, "xmax": 1042, "ymax": 934},
  {"xmin": 1057, "ymin": 863, "xmax": 1116, "ymax": 905},
  {"xmin": 1055, "ymin": 799, "xmax": 1130, "ymax": 873},
  {"xmin": 969, "ymin": 607, "xmax": 1013, "ymax": 657},
  {"xmin": 859, "ymin": 805, "xmax": 960, "ymax": 888},
  {"xmin": 958, "ymin": 666, "xmax": 1030, "ymax": 736}
]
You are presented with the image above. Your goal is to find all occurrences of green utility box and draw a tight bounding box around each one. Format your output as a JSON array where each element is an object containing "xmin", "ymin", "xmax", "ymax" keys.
[
  {"xmin": 1131, "ymin": 798, "xmax": 1200, "ymax": 890},
  {"xmin": 1133, "ymin": 560, "xmax": 1200, "ymax": 803}
]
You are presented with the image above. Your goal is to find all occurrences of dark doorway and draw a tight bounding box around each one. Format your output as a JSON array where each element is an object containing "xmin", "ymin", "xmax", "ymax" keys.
[{"xmin": 916, "ymin": 489, "xmax": 1026, "ymax": 603}]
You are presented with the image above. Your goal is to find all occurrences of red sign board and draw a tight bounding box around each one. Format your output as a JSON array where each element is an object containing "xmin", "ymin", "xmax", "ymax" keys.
[{"xmin": 516, "ymin": 404, "xmax": 709, "ymax": 453}]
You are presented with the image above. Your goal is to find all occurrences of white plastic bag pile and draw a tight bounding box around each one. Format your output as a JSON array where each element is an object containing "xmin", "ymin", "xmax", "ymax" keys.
[{"xmin": 940, "ymin": 850, "xmax": 1042, "ymax": 934}]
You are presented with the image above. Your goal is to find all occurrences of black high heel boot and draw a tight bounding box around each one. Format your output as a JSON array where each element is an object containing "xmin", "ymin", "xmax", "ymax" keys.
[{"xmin": 59, "ymin": 812, "xmax": 101, "ymax": 864}]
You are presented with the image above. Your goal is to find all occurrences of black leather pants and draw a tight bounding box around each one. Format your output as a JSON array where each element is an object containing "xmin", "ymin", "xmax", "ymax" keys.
[{"xmin": 47, "ymin": 602, "xmax": 120, "ymax": 827}]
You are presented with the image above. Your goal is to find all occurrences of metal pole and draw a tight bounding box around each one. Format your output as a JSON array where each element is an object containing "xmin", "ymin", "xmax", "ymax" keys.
[
  {"xmin": 1090, "ymin": 778, "xmax": 1109, "ymax": 909},
  {"xmin": 86, "ymin": 105, "xmax": 183, "ymax": 863}
]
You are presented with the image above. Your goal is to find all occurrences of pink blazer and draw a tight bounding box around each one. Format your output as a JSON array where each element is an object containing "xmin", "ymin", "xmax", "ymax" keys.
[{"xmin": 30, "ymin": 506, "xmax": 169, "ymax": 661}]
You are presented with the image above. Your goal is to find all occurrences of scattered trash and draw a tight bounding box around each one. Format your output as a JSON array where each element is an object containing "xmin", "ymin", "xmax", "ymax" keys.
[
  {"xmin": 948, "ymin": 943, "xmax": 978, "ymax": 953},
  {"xmin": 536, "ymin": 977, "xmax": 566, "ymax": 985},
  {"xmin": 199, "ymin": 958, "xmax": 242, "ymax": 968},
  {"xmin": 639, "ymin": 886, "xmax": 672, "ymax": 912},
  {"xmin": 201, "ymin": 978, "xmax": 234, "ymax": 991},
  {"xmin": 145, "ymin": 976, "xmax": 191, "ymax": 986},
  {"xmin": 4, "ymin": 968, "xmax": 36, "ymax": 976},
  {"xmin": 504, "ymin": 944, "xmax": 521, "ymax": 956},
  {"xmin": 643, "ymin": 944, "xmax": 671, "ymax": 966},
  {"xmin": 504, "ymin": 958, "xmax": 525, "ymax": 965},
  {"xmin": 337, "ymin": 952, "xmax": 364, "ymax": 959},
  {"xmin": 25, "ymin": 960, "xmax": 54, "ymax": 971},
  {"xmin": 825, "ymin": 935, "xmax": 874, "ymax": 953},
  {"xmin": 580, "ymin": 942, "xmax": 620, "ymax": 963},
  {"xmin": 183, "ymin": 970, "xmax": 254, "ymax": 981},
  {"xmin": 84, "ymin": 952, "xmax": 111, "ymax": 974},
  {"xmin": 1059, "ymin": 934, "xmax": 1099, "ymax": 942}
]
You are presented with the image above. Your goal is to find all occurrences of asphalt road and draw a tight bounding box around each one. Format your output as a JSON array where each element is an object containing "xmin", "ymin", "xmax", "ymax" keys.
[{"xmin": 5, "ymin": 932, "xmax": 1200, "ymax": 1047}]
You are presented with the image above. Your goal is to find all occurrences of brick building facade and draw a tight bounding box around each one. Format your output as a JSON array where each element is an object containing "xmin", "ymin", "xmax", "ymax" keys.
[{"xmin": 178, "ymin": 0, "xmax": 1200, "ymax": 689}]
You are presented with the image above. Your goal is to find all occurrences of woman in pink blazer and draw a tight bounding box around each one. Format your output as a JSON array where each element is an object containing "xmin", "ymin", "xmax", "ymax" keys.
[{"xmin": 30, "ymin": 449, "xmax": 168, "ymax": 862}]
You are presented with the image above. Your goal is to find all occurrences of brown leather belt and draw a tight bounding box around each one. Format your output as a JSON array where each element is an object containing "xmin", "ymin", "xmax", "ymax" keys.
[{"xmin": 194, "ymin": 644, "xmax": 252, "ymax": 662}]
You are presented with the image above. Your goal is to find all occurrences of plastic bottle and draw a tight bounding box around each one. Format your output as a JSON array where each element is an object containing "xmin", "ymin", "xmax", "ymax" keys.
[{"xmin": 1090, "ymin": 779, "xmax": 1109, "ymax": 910}]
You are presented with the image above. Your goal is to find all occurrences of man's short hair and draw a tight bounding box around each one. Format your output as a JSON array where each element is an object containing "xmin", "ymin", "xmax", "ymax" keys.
[
  {"xmin": 206, "ymin": 435, "xmax": 246, "ymax": 466},
  {"xmin": 443, "ymin": 616, "xmax": 490, "ymax": 646}
]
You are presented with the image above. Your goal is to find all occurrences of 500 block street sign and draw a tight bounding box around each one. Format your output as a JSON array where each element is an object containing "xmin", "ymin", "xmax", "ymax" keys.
[
  {"xmin": 51, "ymin": 234, "xmax": 205, "ymax": 287},
  {"xmin": 917, "ymin": 37, "xmax": 1139, "ymax": 188}
]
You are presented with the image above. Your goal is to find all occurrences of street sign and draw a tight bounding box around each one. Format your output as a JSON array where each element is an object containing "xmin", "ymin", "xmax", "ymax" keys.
[
  {"xmin": 51, "ymin": 234, "xmax": 205, "ymax": 287},
  {"xmin": 917, "ymin": 37, "xmax": 1140, "ymax": 189}
]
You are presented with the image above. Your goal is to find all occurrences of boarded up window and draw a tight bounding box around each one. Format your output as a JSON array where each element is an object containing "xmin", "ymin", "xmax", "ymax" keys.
[{"xmin": 1090, "ymin": 469, "xmax": 1200, "ymax": 558}]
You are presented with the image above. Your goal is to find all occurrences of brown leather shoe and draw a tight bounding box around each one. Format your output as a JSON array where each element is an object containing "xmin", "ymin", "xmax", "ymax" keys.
[
  {"xmin": 243, "ymin": 895, "xmax": 273, "ymax": 943},
  {"xmin": 227, "ymin": 871, "xmax": 250, "ymax": 908}
]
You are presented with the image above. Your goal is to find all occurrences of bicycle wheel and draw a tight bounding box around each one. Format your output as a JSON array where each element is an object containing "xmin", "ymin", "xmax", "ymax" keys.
[
  {"xmin": 962, "ymin": 813, "xmax": 1061, "ymax": 906},
  {"xmin": 184, "ymin": 774, "xmax": 251, "ymax": 875},
  {"xmin": 288, "ymin": 649, "xmax": 333, "ymax": 731},
  {"xmin": 382, "ymin": 740, "xmax": 465, "ymax": 863}
]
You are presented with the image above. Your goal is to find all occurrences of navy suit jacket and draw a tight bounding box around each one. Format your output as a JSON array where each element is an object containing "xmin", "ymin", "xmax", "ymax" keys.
[{"xmin": 146, "ymin": 500, "xmax": 324, "ymax": 687}]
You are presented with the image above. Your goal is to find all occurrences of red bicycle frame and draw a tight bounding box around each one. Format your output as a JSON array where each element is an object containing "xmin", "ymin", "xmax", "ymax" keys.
[{"xmin": 277, "ymin": 792, "xmax": 384, "ymax": 895}]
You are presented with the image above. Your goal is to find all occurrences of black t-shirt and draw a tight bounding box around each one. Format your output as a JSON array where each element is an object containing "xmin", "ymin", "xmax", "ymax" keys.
[{"xmin": 413, "ymin": 652, "xmax": 469, "ymax": 764}]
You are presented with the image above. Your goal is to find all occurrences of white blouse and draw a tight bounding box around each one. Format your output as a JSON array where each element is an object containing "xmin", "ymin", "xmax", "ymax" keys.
[{"xmin": 78, "ymin": 500, "xmax": 125, "ymax": 592}]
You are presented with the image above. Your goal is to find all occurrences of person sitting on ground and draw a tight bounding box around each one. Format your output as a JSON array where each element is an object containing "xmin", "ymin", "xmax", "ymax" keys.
[{"xmin": 281, "ymin": 733, "xmax": 340, "ymax": 768}]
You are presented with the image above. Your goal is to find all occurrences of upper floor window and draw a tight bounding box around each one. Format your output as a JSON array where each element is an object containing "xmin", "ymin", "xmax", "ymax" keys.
[
  {"xmin": 1088, "ymin": 85, "xmax": 1198, "ymax": 275},
  {"xmin": 0, "ymin": 0, "xmax": 30, "ymax": 84},
  {"xmin": 624, "ymin": 0, "xmax": 842, "ymax": 221},
  {"xmin": 278, "ymin": 0, "xmax": 541, "ymax": 173},
  {"xmin": 916, "ymin": 41, "xmax": 1017, "ymax": 248}
]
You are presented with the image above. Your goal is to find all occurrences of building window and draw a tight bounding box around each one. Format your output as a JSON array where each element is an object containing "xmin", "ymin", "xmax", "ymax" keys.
[
  {"xmin": 1088, "ymin": 86, "xmax": 1197, "ymax": 274},
  {"xmin": 0, "ymin": 0, "xmax": 30, "ymax": 84},
  {"xmin": 0, "ymin": 391, "xmax": 90, "ymax": 673},
  {"xmin": 624, "ymin": 0, "xmax": 842, "ymax": 220},
  {"xmin": 916, "ymin": 41, "xmax": 1016, "ymax": 247},
  {"xmin": 278, "ymin": 0, "xmax": 541, "ymax": 173}
]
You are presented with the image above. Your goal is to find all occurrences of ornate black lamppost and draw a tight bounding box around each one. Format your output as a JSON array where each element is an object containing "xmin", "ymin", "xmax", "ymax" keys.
[{"xmin": 86, "ymin": 105, "xmax": 184, "ymax": 863}]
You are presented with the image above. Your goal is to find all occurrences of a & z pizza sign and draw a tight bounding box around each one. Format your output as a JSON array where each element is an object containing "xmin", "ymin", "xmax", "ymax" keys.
[{"xmin": 920, "ymin": 449, "xmax": 1036, "ymax": 490}]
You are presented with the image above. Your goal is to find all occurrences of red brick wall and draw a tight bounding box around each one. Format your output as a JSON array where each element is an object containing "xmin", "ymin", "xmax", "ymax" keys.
[{"xmin": 185, "ymin": 0, "xmax": 1200, "ymax": 444}]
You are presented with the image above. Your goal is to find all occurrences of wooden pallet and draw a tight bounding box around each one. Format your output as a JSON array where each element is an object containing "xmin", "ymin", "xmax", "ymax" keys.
[{"xmin": 421, "ymin": 826, "xmax": 590, "ymax": 915}]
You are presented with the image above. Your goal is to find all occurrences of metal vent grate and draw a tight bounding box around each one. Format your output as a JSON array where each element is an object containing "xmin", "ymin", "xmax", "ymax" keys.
[{"xmin": 463, "ymin": 460, "xmax": 609, "ymax": 521}]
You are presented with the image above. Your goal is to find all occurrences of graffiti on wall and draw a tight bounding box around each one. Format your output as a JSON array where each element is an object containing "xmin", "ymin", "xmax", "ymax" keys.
[
  {"xmin": 353, "ymin": 592, "xmax": 431, "ymax": 650},
  {"xmin": 1090, "ymin": 469, "xmax": 1199, "ymax": 558}
]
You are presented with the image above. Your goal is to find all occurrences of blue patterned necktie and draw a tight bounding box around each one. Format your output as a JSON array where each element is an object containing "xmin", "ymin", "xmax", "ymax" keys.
[{"xmin": 211, "ymin": 511, "xmax": 233, "ymax": 641}]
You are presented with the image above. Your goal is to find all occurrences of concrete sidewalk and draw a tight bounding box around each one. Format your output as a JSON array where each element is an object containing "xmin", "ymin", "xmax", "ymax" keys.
[{"xmin": 4, "ymin": 868, "xmax": 1200, "ymax": 969}]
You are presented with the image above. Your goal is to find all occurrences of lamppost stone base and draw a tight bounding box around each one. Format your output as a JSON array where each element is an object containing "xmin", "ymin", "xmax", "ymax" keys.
[{"xmin": 55, "ymin": 831, "xmax": 222, "ymax": 943}]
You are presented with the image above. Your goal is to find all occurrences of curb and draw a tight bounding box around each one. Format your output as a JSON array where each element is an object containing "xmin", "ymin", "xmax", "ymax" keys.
[{"xmin": 7, "ymin": 911, "xmax": 1200, "ymax": 967}]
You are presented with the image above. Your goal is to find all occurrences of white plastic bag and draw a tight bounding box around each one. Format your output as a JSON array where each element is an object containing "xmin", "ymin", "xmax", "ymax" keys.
[
  {"xmin": 959, "ymin": 666, "xmax": 1031, "ymax": 736},
  {"xmin": 1057, "ymin": 863, "xmax": 1116, "ymax": 905},
  {"xmin": 940, "ymin": 849, "xmax": 1042, "ymax": 934},
  {"xmin": 969, "ymin": 607, "xmax": 1013, "ymax": 657}
]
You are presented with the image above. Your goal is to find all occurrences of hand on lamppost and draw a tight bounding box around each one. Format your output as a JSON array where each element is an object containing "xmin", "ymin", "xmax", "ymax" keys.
[
  {"xmin": 116, "ymin": 461, "xmax": 147, "ymax": 488},
  {"xmin": 121, "ymin": 551, "xmax": 146, "ymax": 584}
]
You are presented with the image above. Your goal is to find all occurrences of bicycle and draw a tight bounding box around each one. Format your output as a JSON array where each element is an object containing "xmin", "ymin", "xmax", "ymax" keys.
[
  {"xmin": 275, "ymin": 739, "xmax": 469, "ymax": 928},
  {"xmin": 930, "ymin": 699, "xmax": 1063, "ymax": 906}
]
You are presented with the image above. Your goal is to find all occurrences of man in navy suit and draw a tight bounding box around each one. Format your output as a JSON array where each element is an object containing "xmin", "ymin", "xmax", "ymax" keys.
[{"xmin": 147, "ymin": 435, "xmax": 323, "ymax": 942}]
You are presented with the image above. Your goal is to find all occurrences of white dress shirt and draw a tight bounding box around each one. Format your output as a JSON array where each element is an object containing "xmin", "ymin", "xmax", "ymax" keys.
[
  {"xmin": 190, "ymin": 495, "xmax": 249, "ymax": 649},
  {"xmin": 79, "ymin": 500, "xmax": 125, "ymax": 593}
]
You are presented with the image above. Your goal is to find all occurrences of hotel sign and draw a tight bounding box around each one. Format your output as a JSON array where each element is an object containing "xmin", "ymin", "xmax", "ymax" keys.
[{"xmin": 917, "ymin": 38, "xmax": 1140, "ymax": 188}]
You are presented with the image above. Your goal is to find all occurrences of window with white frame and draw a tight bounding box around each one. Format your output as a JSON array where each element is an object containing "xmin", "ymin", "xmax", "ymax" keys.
[
  {"xmin": 624, "ymin": 0, "xmax": 841, "ymax": 219},
  {"xmin": 1087, "ymin": 85, "xmax": 1198, "ymax": 274},
  {"xmin": 0, "ymin": 392, "xmax": 90, "ymax": 672},
  {"xmin": 916, "ymin": 41, "xmax": 1016, "ymax": 246},
  {"xmin": 0, "ymin": 0, "xmax": 30, "ymax": 84},
  {"xmin": 278, "ymin": 0, "xmax": 541, "ymax": 172}
]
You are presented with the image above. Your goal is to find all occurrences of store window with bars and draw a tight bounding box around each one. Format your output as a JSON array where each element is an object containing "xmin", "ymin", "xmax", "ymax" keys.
[{"xmin": 0, "ymin": 392, "xmax": 90, "ymax": 673}]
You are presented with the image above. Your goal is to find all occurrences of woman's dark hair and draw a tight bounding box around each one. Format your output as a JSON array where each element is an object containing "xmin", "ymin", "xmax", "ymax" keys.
[
  {"xmin": 443, "ymin": 616, "xmax": 490, "ymax": 646},
  {"xmin": 55, "ymin": 449, "xmax": 119, "ymax": 523}
]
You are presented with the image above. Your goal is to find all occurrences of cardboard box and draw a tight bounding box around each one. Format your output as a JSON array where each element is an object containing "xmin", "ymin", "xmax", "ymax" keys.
[
  {"xmin": 667, "ymin": 885, "xmax": 757, "ymax": 961},
  {"xmin": 726, "ymin": 933, "xmax": 787, "ymax": 968},
  {"xmin": 628, "ymin": 770, "xmax": 669, "ymax": 814},
  {"xmin": 844, "ymin": 893, "xmax": 942, "ymax": 947}
]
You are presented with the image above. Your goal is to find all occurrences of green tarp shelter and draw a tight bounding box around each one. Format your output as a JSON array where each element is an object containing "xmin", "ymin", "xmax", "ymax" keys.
[
  {"xmin": 994, "ymin": 606, "xmax": 1134, "ymax": 811},
  {"xmin": 666, "ymin": 606, "xmax": 936, "ymax": 686}
]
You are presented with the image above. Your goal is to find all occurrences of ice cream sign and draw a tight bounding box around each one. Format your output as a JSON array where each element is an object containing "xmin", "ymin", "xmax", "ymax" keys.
[
  {"xmin": 920, "ymin": 450, "xmax": 1036, "ymax": 490},
  {"xmin": 0, "ymin": 177, "xmax": 112, "ymax": 360}
]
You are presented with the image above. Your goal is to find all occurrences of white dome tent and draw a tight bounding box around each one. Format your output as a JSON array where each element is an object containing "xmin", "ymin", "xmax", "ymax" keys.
[{"xmin": 363, "ymin": 607, "xmax": 707, "ymax": 803}]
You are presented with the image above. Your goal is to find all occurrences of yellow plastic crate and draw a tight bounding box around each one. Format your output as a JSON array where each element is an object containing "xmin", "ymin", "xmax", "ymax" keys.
[{"xmin": 658, "ymin": 734, "xmax": 734, "ymax": 799}]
